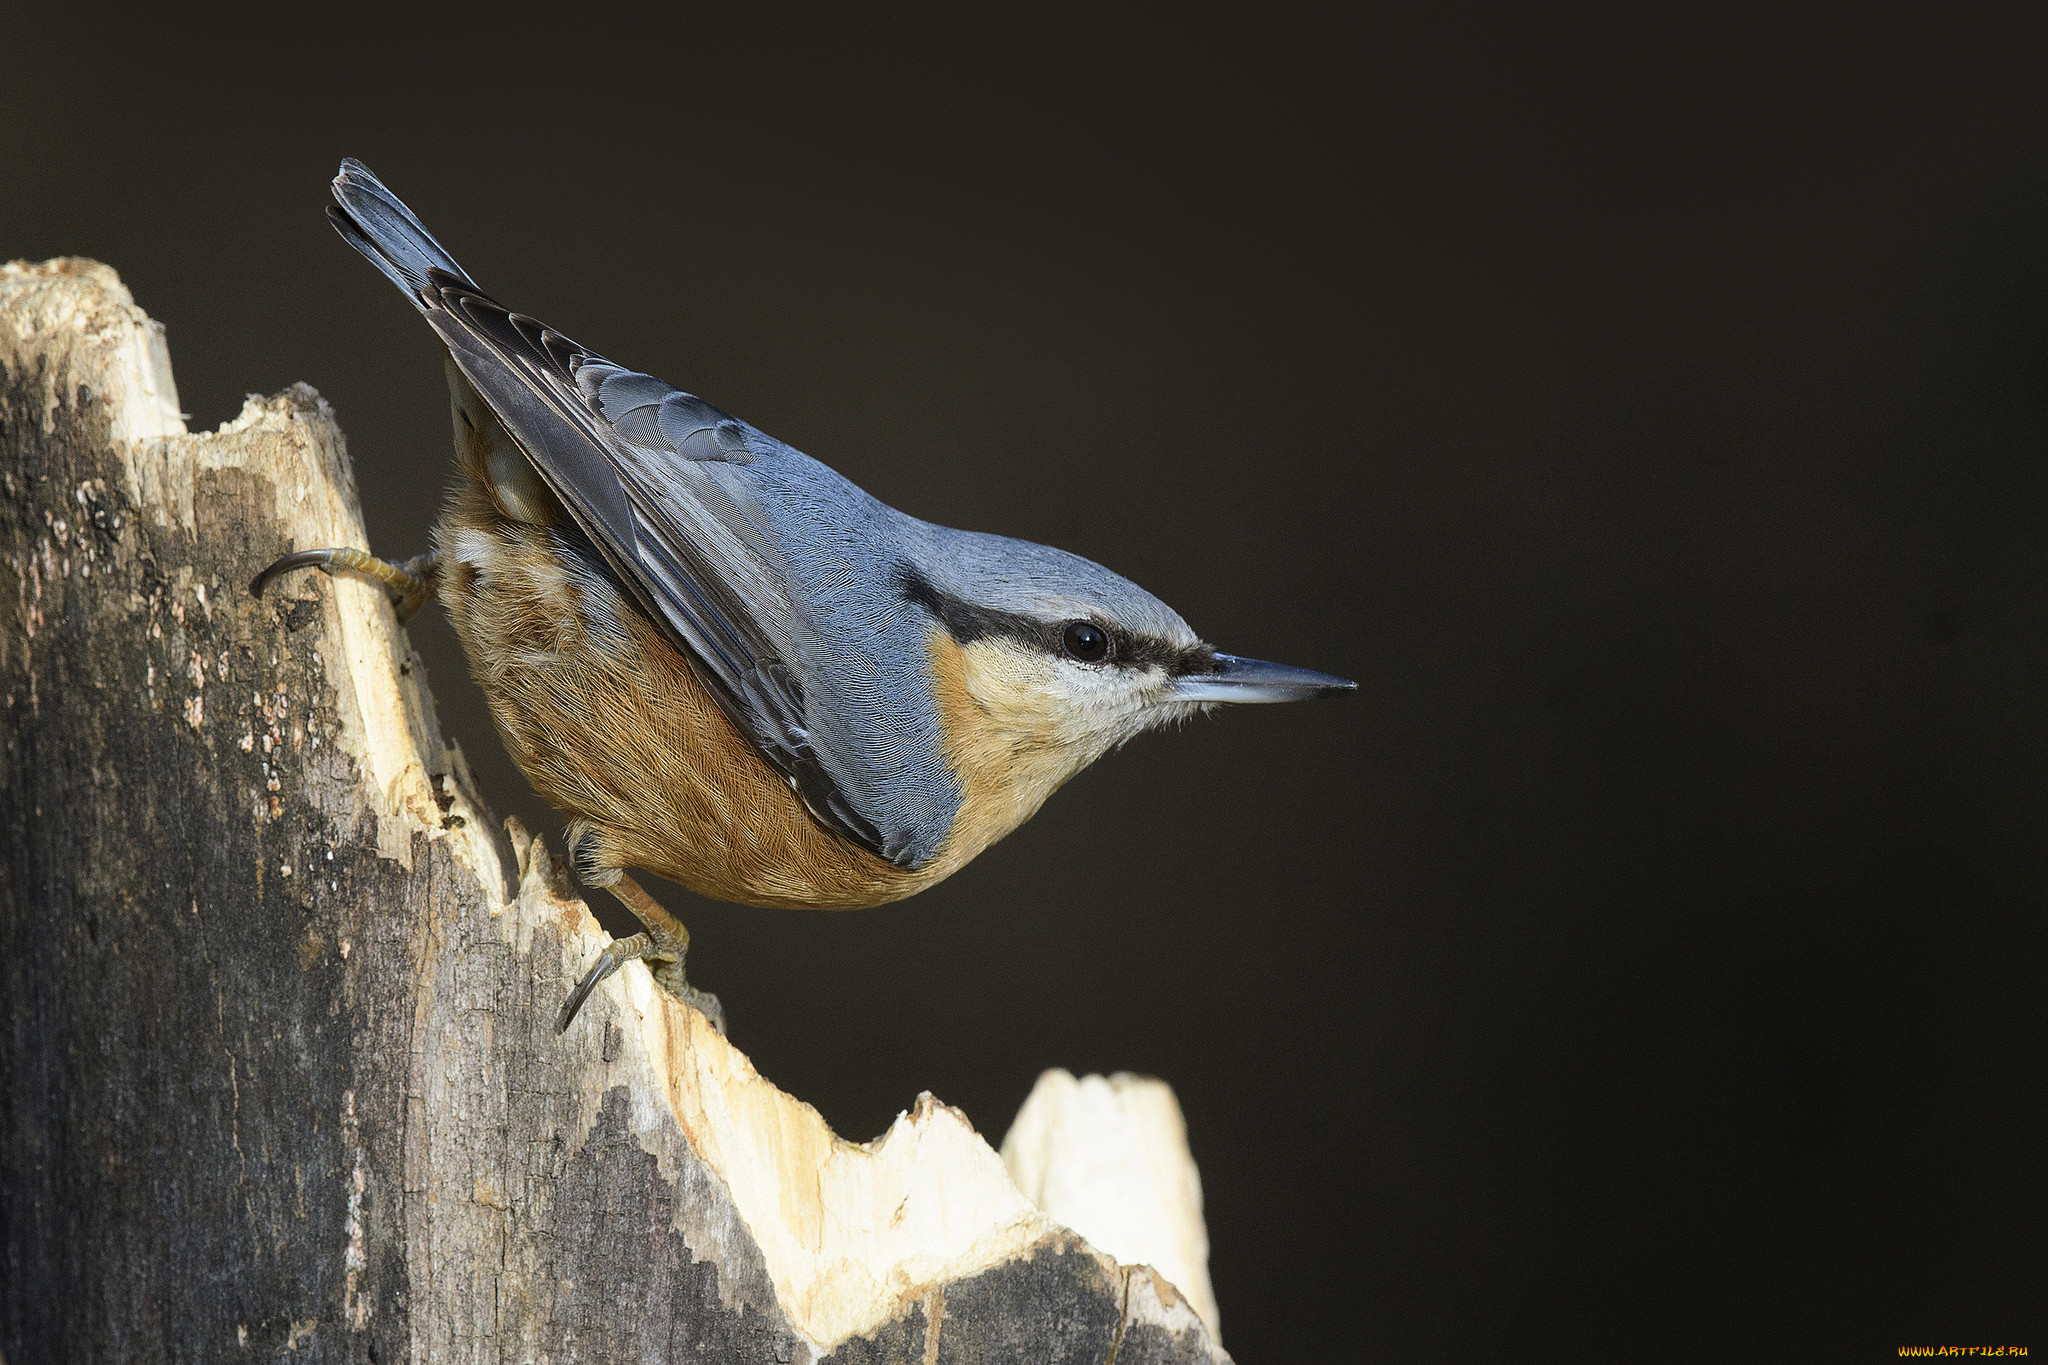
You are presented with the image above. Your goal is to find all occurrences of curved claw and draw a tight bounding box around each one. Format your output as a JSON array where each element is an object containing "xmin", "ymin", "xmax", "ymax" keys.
[
  {"xmin": 251, "ymin": 547, "xmax": 439, "ymax": 623},
  {"xmin": 250, "ymin": 549, "xmax": 346, "ymax": 599},
  {"xmin": 556, "ymin": 932, "xmax": 650, "ymax": 1034}
]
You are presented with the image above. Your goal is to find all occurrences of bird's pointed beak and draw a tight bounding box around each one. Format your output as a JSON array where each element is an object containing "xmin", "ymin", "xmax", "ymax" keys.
[{"xmin": 1173, "ymin": 653, "xmax": 1357, "ymax": 704}]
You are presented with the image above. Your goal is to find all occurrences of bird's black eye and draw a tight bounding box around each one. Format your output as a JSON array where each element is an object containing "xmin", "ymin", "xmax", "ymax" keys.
[{"xmin": 1061, "ymin": 621, "xmax": 1111, "ymax": 663}]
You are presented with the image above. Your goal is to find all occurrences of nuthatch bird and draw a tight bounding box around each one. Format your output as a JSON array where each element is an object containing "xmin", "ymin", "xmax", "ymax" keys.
[{"xmin": 257, "ymin": 160, "xmax": 1355, "ymax": 1035}]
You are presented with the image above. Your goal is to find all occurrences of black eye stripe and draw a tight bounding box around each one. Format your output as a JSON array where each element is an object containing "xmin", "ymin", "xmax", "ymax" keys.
[{"xmin": 893, "ymin": 564, "xmax": 1217, "ymax": 676}]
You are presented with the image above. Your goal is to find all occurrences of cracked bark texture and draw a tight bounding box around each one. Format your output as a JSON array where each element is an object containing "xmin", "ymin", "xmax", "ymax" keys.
[{"xmin": 0, "ymin": 259, "xmax": 1228, "ymax": 1365}]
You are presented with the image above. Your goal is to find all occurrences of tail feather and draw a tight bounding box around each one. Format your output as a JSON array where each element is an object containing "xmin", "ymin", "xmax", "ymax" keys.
[{"xmin": 328, "ymin": 158, "xmax": 476, "ymax": 304}]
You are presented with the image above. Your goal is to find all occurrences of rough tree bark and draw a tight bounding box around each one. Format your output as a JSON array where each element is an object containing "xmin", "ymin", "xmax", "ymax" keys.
[{"xmin": 0, "ymin": 259, "xmax": 1228, "ymax": 1364}]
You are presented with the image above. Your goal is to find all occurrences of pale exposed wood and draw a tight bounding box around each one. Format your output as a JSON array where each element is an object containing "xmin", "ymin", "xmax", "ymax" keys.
[
  {"xmin": 1001, "ymin": 1069, "xmax": 1221, "ymax": 1339},
  {"xmin": 0, "ymin": 258, "xmax": 1229, "ymax": 1364}
]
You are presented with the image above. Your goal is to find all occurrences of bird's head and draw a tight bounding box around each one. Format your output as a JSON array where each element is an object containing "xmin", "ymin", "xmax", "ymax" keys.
[{"xmin": 899, "ymin": 531, "xmax": 1354, "ymax": 839}]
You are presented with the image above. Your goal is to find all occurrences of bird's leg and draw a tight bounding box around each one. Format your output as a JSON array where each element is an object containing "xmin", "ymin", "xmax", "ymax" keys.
[
  {"xmin": 555, "ymin": 875, "xmax": 727, "ymax": 1035},
  {"xmin": 608, "ymin": 874, "xmax": 727, "ymax": 1033},
  {"xmin": 251, "ymin": 547, "xmax": 441, "ymax": 624},
  {"xmin": 557, "ymin": 831, "xmax": 725, "ymax": 1035}
]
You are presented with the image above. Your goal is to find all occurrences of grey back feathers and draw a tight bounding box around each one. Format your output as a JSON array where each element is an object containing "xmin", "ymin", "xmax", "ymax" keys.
[{"xmin": 329, "ymin": 160, "xmax": 1201, "ymax": 871}]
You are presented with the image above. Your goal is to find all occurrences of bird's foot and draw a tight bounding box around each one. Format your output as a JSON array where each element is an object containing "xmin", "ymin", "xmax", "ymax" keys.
[
  {"xmin": 555, "ymin": 865, "xmax": 726, "ymax": 1036},
  {"xmin": 649, "ymin": 960, "xmax": 728, "ymax": 1038},
  {"xmin": 251, "ymin": 546, "xmax": 441, "ymax": 623}
]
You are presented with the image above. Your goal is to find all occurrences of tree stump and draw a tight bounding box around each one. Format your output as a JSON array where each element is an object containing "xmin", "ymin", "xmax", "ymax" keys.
[{"xmin": 0, "ymin": 258, "xmax": 1227, "ymax": 1364}]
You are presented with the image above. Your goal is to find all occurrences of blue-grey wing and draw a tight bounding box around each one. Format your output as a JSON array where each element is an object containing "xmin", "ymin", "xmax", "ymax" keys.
[{"xmin": 420, "ymin": 275, "xmax": 918, "ymax": 864}]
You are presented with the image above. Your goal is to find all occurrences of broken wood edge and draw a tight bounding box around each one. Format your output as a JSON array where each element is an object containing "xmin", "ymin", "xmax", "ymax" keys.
[
  {"xmin": 1001, "ymin": 1068, "xmax": 1220, "ymax": 1337},
  {"xmin": 1, "ymin": 257, "xmax": 1228, "ymax": 1358}
]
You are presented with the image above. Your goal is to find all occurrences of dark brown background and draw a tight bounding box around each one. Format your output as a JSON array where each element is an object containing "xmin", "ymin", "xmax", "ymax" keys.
[{"xmin": 7, "ymin": 6, "xmax": 2043, "ymax": 1357}]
